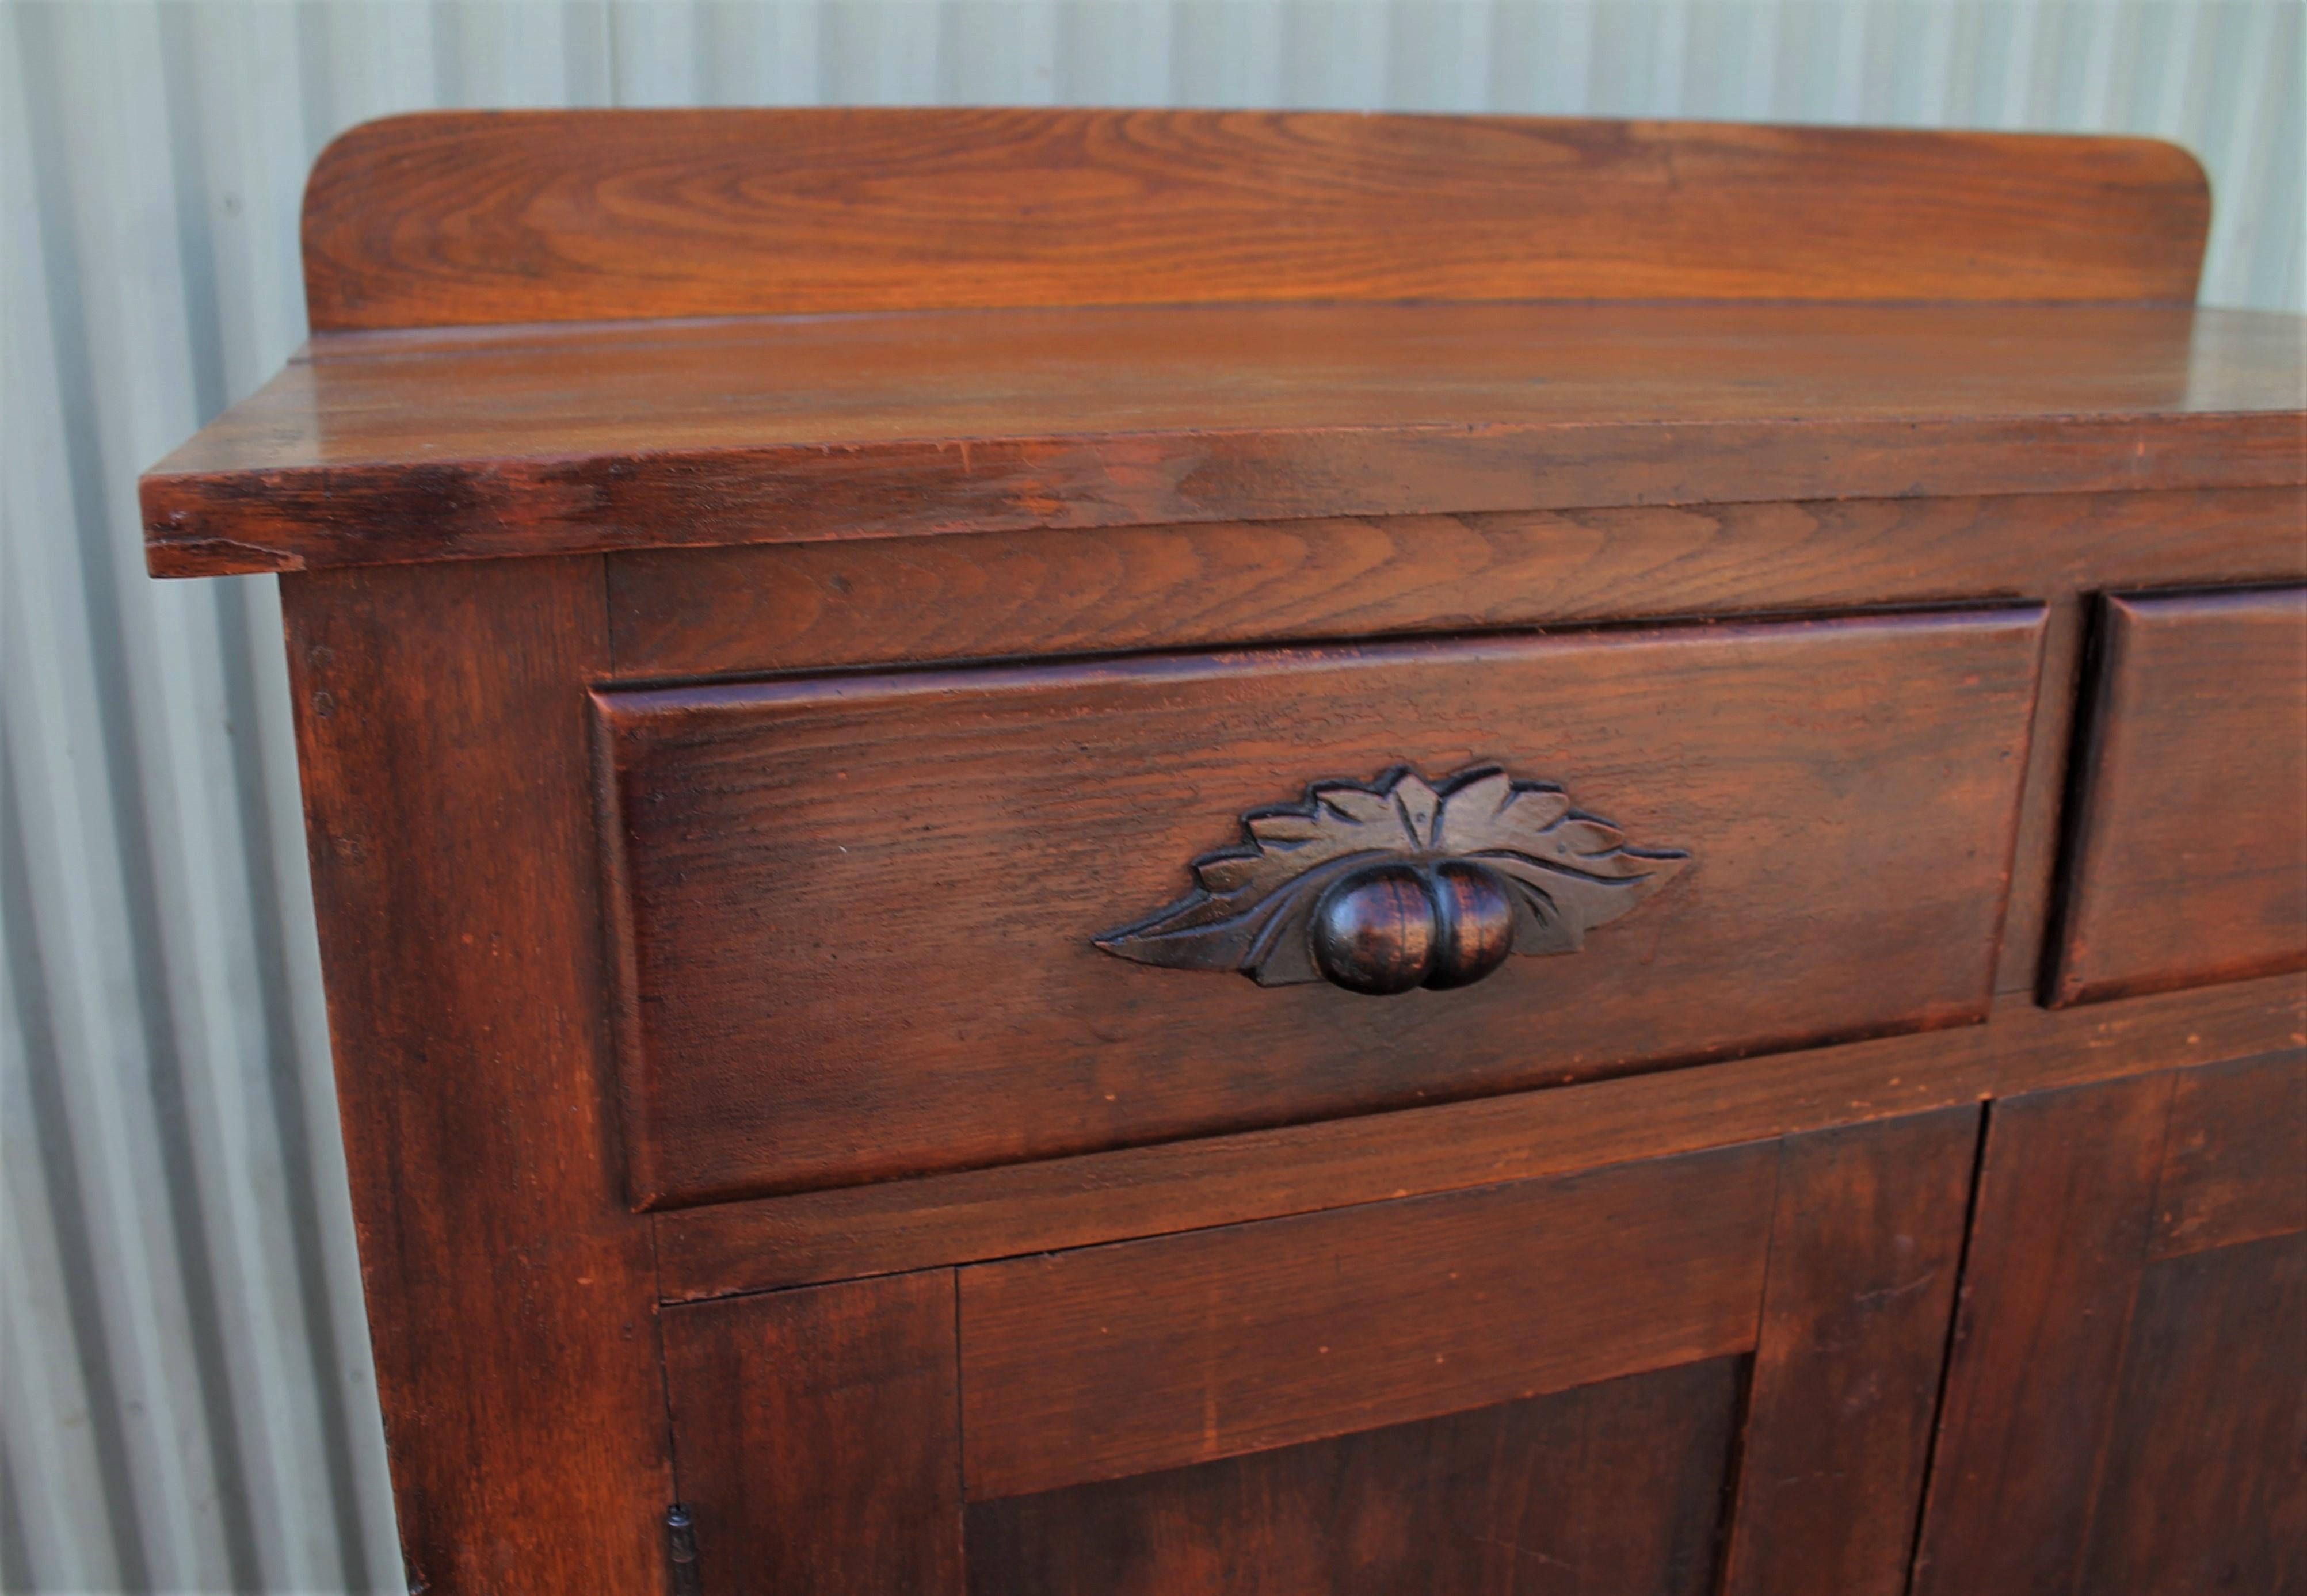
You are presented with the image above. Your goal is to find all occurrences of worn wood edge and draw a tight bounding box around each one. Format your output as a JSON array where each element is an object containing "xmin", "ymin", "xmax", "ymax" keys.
[
  {"xmin": 654, "ymin": 973, "xmax": 2306, "ymax": 1301},
  {"xmin": 299, "ymin": 109, "xmax": 2211, "ymax": 333},
  {"xmin": 142, "ymin": 410, "xmax": 2307, "ymax": 579}
]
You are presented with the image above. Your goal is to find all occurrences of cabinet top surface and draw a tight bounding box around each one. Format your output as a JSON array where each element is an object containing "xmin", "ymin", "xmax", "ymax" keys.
[
  {"xmin": 138, "ymin": 109, "xmax": 2297, "ymax": 578},
  {"xmin": 142, "ymin": 301, "xmax": 2305, "ymax": 576}
]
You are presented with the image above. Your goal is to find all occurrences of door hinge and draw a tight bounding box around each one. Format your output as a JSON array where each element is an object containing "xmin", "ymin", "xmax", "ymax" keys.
[{"xmin": 665, "ymin": 1503, "xmax": 702, "ymax": 1596}]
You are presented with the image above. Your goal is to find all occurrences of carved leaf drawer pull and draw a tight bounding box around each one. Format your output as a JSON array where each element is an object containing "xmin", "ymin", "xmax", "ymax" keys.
[{"xmin": 1095, "ymin": 765, "xmax": 1691, "ymax": 996}]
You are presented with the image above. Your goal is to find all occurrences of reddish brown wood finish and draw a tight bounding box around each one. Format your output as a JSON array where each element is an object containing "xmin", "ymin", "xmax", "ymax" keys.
[
  {"xmin": 2150, "ymin": 1047, "xmax": 2307, "ymax": 1257},
  {"xmin": 958, "ymin": 1141, "xmax": 1778, "ymax": 1500},
  {"xmin": 139, "ymin": 303, "xmax": 2303, "ymax": 578},
  {"xmin": 660, "ymin": 1271, "xmax": 963, "ymax": 1596},
  {"xmin": 301, "ymin": 110, "xmax": 2209, "ymax": 333},
  {"xmin": 599, "ymin": 609, "xmax": 2041, "ymax": 1206},
  {"xmin": 2077, "ymin": 1232, "xmax": 2307, "ymax": 1595},
  {"xmin": 2051, "ymin": 585, "xmax": 2307, "ymax": 1005},
  {"xmin": 655, "ymin": 975, "xmax": 2305, "ymax": 1301},
  {"xmin": 279, "ymin": 559, "xmax": 667, "ymax": 1590},
  {"xmin": 608, "ymin": 487, "xmax": 2307, "ymax": 682},
  {"xmin": 659, "ymin": 1109, "xmax": 1978, "ymax": 1584},
  {"xmin": 1912, "ymin": 1051, "xmax": 2307, "ymax": 1596},
  {"xmin": 1909, "ymin": 1071, "xmax": 2173, "ymax": 1596},
  {"xmin": 964, "ymin": 1358, "xmax": 1747, "ymax": 1596},
  {"xmin": 1721, "ymin": 1108, "xmax": 1978, "ymax": 1596}
]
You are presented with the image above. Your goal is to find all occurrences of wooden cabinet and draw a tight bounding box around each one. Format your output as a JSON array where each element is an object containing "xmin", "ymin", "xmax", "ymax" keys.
[{"xmin": 140, "ymin": 110, "xmax": 2305, "ymax": 1593}]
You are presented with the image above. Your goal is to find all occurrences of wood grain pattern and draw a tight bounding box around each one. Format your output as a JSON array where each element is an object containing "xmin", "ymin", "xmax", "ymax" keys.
[
  {"xmin": 1908, "ymin": 1071, "xmax": 2174, "ymax": 1596},
  {"xmin": 655, "ymin": 975, "xmax": 2305, "ymax": 1302},
  {"xmin": 600, "ymin": 609, "xmax": 2042, "ymax": 1206},
  {"xmin": 956, "ymin": 1141, "xmax": 1778, "ymax": 1500},
  {"xmin": 1721, "ymin": 1108, "xmax": 1979, "ymax": 1596},
  {"xmin": 2149, "ymin": 1049, "xmax": 2307, "ymax": 1259},
  {"xmin": 279, "ymin": 559, "xmax": 666, "ymax": 1591},
  {"xmin": 2077, "ymin": 1232, "xmax": 2307, "ymax": 1596},
  {"xmin": 963, "ymin": 1358, "xmax": 1745, "ymax": 1596},
  {"xmin": 608, "ymin": 487, "xmax": 2307, "ymax": 682},
  {"xmin": 2051, "ymin": 585, "xmax": 2307, "ymax": 1005},
  {"xmin": 1916, "ymin": 1055, "xmax": 2307, "ymax": 1594},
  {"xmin": 660, "ymin": 1271, "xmax": 963, "ymax": 1596},
  {"xmin": 300, "ymin": 110, "xmax": 2211, "ymax": 332},
  {"xmin": 140, "ymin": 303, "xmax": 2305, "ymax": 578}
]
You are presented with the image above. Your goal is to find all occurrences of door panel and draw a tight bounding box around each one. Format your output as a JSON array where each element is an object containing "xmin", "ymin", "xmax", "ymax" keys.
[
  {"xmin": 661, "ymin": 1107, "xmax": 1978, "ymax": 1594},
  {"xmin": 1913, "ymin": 1051, "xmax": 2307, "ymax": 1596},
  {"xmin": 1719, "ymin": 1109, "xmax": 1976, "ymax": 1596},
  {"xmin": 2081, "ymin": 1232, "xmax": 2307, "ymax": 1595},
  {"xmin": 958, "ymin": 1141, "xmax": 1778, "ymax": 1499},
  {"xmin": 966, "ymin": 1357, "xmax": 1745, "ymax": 1596}
]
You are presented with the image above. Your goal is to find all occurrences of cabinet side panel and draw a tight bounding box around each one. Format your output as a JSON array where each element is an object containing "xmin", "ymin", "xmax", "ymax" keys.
[
  {"xmin": 281, "ymin": 558, "xmax": 666, "ymax": 1591},
  {"xmin": 1722, "ymin": 1106, "xmax": 1980, "ymax": 1596}
]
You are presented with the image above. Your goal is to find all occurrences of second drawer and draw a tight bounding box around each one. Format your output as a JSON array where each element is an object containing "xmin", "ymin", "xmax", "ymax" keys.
[{"xmin": 596, "ymin": 606, "xmax": 2045, "ymax": 1206}]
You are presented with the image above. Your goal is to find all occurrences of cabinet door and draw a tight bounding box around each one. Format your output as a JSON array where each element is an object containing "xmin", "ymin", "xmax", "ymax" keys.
[
  {"xmin": 1912, "ymin": 1052, "xmax": 2307, "ymax": 1596},
  {"xmin": 661, "ymin": 1108, "xmax": 1977, "ymax": 1596}
]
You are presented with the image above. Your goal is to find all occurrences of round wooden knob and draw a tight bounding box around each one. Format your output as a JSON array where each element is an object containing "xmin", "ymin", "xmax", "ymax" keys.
[{"xmin": 1310, "ymin": 860, "xmax": 1516, "ymax": 995}]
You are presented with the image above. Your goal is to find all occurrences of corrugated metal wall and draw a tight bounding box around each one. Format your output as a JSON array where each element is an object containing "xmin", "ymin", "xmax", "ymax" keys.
[{"xmin": 2, "ymin": 2, "xmax": 2298, "ymax": 1591}]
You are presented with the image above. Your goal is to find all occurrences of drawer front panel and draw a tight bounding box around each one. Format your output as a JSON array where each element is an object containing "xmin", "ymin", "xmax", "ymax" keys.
[
  {"xmin": 598, "ymin": 608, "xmax": 2043, "ymax": 1206},
  {"xmin": 2051, "ymin": 585, "xmax": 2306, "ymax": 1006}
]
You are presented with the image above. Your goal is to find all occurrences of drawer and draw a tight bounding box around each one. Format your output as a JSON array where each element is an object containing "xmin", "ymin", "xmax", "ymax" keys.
[
  {"xmin": 596, "ymin": 607, "xmax": 2045, "ymax": 1207},
  {"xmin": 2049, "ymin": 586, "xmax": 2307, "ymax": 1006}
]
